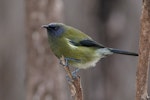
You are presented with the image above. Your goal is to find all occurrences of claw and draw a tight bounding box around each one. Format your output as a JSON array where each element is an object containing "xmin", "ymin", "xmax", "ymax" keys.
[
  {"xmin": 60, "ymin": 57, "xmax": 80, "ymax": 82},
  {"xmin": 66, "ymin": 69, "xmax": 80, "ymax": 82},
  {"xmin": 66, "ymin": 75, "xmax": 72, "ymax": 82},
  {"xmin": 72, "ymin": 68, "xmax": 80, "ymax": 78}
]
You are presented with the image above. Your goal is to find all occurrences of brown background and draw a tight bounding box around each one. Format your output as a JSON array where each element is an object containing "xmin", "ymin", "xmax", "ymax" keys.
[{"xmin": 0, "ymin": 0, "xmax": 143, "ymax": 100}]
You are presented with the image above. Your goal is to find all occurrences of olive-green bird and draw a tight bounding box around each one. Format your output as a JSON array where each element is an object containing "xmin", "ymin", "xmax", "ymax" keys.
[{"xmin": 42, "ymin": 23, "xmax": 138, "ymax": 69}]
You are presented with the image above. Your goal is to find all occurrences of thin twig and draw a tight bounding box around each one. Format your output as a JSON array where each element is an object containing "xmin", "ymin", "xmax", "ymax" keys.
[{"xmin": 60, "ymin": 56, "xmax": 83, "ymax": 100}]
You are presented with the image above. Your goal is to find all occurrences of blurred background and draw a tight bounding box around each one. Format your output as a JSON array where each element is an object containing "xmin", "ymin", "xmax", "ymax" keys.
[{"xmin": 0, "ymin": 0, "xmax": 143, "ymax": 100}]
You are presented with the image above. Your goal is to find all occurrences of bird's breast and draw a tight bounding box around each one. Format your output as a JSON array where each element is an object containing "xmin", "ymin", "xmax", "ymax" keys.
[{"xmin": 49, "ymin": 38, "xmax": 109, "ymax": 69}]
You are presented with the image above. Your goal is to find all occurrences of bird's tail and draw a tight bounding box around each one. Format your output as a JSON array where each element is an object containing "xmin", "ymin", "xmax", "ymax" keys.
[{"xmin": 108, "ymin": 48, "xmax": 138, "ymax": 56}]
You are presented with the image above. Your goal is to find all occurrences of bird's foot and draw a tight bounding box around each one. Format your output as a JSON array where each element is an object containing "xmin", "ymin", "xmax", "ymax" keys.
[
  {"xmin": 66, "ymin": 68, "xmax": 80, "ymax": 82},
  {"xmin": 59, "ymin": 57, "xmax": 80, "ymax": 67},
  {"xmin": 59, "ymin": 57, "xmax": 80, "ymax": 82}
]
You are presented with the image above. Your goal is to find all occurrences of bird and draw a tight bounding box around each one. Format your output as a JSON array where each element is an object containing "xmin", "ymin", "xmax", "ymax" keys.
[{"xmin": 42, "ymin": 23, "xmax": 138, "ymax": 69}]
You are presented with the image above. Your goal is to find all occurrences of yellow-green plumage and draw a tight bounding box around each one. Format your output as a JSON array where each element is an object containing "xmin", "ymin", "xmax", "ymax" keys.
[
  {"xmin": 42, "ymin": 23, "xmax": 138, "ymax": 69},
  {"xmin": 48, "ymin": 25, "xmax": 103, "ymax": 69}
]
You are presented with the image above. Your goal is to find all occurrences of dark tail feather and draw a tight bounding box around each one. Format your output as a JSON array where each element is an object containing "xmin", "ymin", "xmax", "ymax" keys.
[{"xmin": 109, "ymin": 48, "xmax": 138, "ymax": 56}]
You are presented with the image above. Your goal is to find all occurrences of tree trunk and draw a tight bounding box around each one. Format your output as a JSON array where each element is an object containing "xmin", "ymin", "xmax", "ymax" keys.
[
  {"xmin": 26, "ymin": 0, "xmax": 69, "ymax": 100},
  {"xmin": 136, "ymin": 0, "xmax": 150, "ymax": 100},
  {"xmin": 0, "ymin": 0, "xmax": 26, "ymax": 100}
]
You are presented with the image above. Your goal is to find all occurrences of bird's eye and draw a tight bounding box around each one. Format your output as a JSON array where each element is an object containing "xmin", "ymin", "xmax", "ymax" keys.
[
  {"xmin": 47, "ymin": 24, "xmax": 64, "ymax": 36},
  {"xmin": 53, "ymin": 26, "xmax": 58, "ymax": 30},
  {"xmin": 48, "ymin": 26, "xmax": 59, "ymax": 30}
]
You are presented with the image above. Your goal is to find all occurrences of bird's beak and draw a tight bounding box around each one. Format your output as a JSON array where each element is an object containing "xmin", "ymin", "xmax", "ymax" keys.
[{"xmin": 41, "ymin": 25, "xmax": 48, "ymax": 28}]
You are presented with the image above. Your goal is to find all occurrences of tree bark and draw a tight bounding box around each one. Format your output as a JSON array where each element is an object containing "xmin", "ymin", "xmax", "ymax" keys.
[
  {"xmin": 26, "ymin": 0, "xmax": 69, "ymax": 100},
  {"xmin": 136, "ymin": 0, "xmax": 150, "ymax": 100},
  {"xmin": 0, "ymin": 0, "xmax": 25, "ymax": 100}
]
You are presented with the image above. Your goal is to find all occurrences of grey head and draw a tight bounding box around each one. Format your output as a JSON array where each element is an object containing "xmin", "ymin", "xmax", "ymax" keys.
[{"xmin": 42, "ymin": 23, "xmax": 65, "ymax": 37}]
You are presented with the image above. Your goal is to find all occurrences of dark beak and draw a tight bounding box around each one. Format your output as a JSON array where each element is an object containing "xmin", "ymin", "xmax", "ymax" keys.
[{"xmin": 41, "ymin": 25, "xmax": 48, "ymax": 28}]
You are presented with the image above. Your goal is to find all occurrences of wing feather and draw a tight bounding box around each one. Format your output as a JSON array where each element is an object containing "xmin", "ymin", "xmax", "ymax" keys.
[{"xmin": 69, "ymin": 39, "xmax": 105, "ymax": 48}]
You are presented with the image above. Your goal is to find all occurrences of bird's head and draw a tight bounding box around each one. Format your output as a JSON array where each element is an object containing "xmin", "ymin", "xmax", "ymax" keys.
[{"xmin": 42, "ymin": 23, "xmax": 65, "ymax": 37}]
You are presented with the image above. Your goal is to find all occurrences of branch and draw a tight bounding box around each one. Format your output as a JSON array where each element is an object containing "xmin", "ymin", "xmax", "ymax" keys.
[
  {"xmin": 136, "ymin": 0, "xmax": 150, "ymax": 100},
  {"xmin": 60, "ymin": 56, "xmax": 83, "ymax": 100}
]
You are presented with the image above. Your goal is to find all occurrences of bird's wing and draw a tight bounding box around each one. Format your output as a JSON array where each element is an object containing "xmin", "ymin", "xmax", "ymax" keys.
[{"xmin": 69, "ymin": 39, "xmax": 105, "ymax": 48}]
